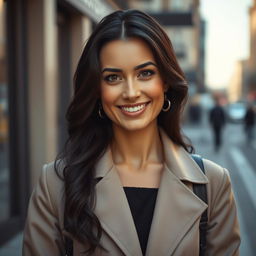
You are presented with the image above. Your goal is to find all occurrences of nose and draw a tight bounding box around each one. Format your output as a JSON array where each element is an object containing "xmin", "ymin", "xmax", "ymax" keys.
[{"xmin": 122, "ymin": 78, "xmax": 141, "ymax": 101}]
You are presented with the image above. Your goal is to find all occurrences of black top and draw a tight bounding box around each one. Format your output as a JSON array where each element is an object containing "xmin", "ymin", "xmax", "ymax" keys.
[{"xmin": 123, "ymin": 187, "xmax": 158, "ymax": 256}]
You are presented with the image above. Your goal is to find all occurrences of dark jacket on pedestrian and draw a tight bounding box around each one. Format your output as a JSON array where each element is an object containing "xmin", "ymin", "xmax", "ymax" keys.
[
  {"xmin": 209, "ymin": 105, "xmax": 226, "ymax": 128},
  {"xmin": 244, "ymin": 107, "xmax": 255, "ymax": 127}
]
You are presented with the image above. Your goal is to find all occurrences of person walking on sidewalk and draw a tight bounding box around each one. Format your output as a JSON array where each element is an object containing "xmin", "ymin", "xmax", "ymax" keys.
[
  {"xmin": 244, "ymin": 104, "xmax": 255, "ymax": 142},
  {"xmin": 209, "ymin": 99, "xmax": 226, "ymax": 152},
  {"xmin": 23, "ymin": 9, "xmax": 240, "ymax": 256}
]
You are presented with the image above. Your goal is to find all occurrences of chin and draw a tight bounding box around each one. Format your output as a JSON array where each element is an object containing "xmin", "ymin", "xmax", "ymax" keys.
[
  {"xmin": 121, "ymin": 126, "xmax": 146, "ymax": 132},
  {"xmin": 116, "ymin": 120, "xmax": 155, "ymax": 132}
]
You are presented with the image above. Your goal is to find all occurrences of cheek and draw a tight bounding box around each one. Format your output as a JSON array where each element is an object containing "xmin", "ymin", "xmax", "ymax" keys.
[
  {"xmin": 147, "ymin": 80, "xmax": 165, "ymax": 100},
  {"xmin": 100, "ymin": 87, "xmax": 116, "ymax": 120},
  {"xmin": 100, "ymin": 85, "xmax": 117, "ymax": 106}
]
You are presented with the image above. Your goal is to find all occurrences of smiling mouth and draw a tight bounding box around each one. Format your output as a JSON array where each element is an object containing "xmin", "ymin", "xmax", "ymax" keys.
[{"xmin": 118, "ymin": 102, "xmax": 150, "ymax": 113}]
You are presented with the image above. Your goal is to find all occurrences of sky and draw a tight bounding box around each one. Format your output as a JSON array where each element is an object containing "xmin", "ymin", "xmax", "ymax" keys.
[{"xmin": 200, "ymin": 0, "xmax": 253, "ymax": 89}]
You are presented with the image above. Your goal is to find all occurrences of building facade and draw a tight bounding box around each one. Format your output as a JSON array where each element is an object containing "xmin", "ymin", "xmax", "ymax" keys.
[
  {"xmin": 248, "ymin": 0, "xmax": 256, "ymax": 100},
  {"xmin": 0, "ymin": 0, "xmax": 126, "ymax": 245},
  {"xmin": 228, "ymin": 0, "xmax": 256, "ymax": 103},
  {"xmin": 228, "ymin": 60, "xmax": 250, "ymax": 103}
]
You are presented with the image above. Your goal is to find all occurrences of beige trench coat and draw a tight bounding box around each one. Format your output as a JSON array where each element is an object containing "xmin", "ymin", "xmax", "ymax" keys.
[{"xmin": 23, "ymin": 130, "xmax": 240, "ymax": 256}]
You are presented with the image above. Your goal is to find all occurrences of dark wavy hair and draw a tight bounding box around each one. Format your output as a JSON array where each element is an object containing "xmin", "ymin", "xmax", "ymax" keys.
[{"xmin": 55, "ymin": 9, "xmax": 192, "ymax": 254}]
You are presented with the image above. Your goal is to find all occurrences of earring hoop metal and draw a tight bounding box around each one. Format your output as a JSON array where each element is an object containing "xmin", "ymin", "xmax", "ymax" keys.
[
  {"xmin": 162, "ymin": 96, "xmax": 171, "ymax": 112},
  {"xmin": 98, "ymin": 105, "xmax": 104, "ymax": 119}
]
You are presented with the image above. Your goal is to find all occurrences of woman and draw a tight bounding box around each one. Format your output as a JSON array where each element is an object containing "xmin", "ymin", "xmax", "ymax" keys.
[{"xmin": 23, "ymin": 9, "xmax": 240, "ymax": 256}]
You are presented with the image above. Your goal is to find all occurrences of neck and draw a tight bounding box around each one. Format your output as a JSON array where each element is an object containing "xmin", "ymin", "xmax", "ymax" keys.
[{"xmin": 111, "ymin": 122, "xmax": 164, "ymax": 170}]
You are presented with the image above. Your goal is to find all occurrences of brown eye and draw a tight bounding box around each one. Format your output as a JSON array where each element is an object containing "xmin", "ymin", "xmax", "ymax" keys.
[
  {"xmin": 138, "ymin": 70, "xmax": 155, "ymax": 79},
  {"xmin": 104, "ymin": 74, "xmax": 122, "ymax": 83}
]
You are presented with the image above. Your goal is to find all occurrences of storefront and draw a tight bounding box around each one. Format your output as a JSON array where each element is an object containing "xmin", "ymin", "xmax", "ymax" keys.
[
  {"xmin": 0, "ymin": 0, "xmax": 125, "ymax": 246},
  {"xmin": 0, "ymin": 0, "xmax": 30, "ymax": 245}
]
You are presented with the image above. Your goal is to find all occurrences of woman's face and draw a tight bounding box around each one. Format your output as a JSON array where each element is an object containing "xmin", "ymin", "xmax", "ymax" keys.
[{"xmin": 100, "ymin": 38, "xmax": 165, "ymax": 132}]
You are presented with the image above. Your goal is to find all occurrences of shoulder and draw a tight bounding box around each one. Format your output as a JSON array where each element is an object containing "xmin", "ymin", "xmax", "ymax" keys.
[
  {"xmin": 41, "ymin": 160, "xmax": 65, "ymax": 189},
  {"xmin": 200, "ymin": 158, "xmax": 240, "ymax": 254},
  {"xmin": 37, "ymin": 160, "xmax": 66, "ymax": 215},
  {"xmin": 23, "ymin": 161, "xmax": 67, "ymax": 255},
  {"xmin": 203, "ymin": 158, "xmax": 229, "ymax": 183},
  {"xmin": 41, "ymin": 160, "xmax": 65, "ymax": 186},
  {"xmin": 202, "ymin": 158, "xmax": 233, "ymax": 210}
]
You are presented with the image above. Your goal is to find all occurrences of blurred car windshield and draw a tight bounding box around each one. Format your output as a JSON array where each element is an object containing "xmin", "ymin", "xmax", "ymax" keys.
[{"xmin": 227, "ymin": 102, "xmax": 246, "ymax": 122}]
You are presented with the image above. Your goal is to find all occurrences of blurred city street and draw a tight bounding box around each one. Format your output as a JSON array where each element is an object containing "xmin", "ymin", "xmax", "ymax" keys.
[{"xmin": 183, "ymin": 116, "xmax": 256, "ymax": 256}]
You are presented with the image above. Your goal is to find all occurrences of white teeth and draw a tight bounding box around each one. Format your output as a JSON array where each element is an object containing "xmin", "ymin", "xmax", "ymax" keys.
[{"xmin": 121, "ymin": 104, "xmax": 146, "ymax": 113}]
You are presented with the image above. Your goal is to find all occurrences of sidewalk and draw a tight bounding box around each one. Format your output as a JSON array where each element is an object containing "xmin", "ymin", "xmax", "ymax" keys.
[{"xmin": 0, "ymin": 232, "xmax": 22, "ymax": 256}]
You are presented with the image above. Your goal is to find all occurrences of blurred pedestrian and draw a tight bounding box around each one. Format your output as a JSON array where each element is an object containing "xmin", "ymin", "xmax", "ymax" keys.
[
  {"xmin": 244, "ymin": 104, "xmax": 255, "ymax": 142},
  {"xmin": 23, "ymin": 9, "xmax": 240, "ymax": 256},
  {"xmin": 209, "ymin": 99, "xmax": 226, "ymax": 152}
]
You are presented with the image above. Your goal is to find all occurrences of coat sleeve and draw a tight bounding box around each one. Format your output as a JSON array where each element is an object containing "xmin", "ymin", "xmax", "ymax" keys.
[
  {"xmin": 206, "ymin": 167, "xmax": 240, "ymax": 256},
  {"xmin": 22, "ymin": 164, "xmax": 65, "ymax": 256}
]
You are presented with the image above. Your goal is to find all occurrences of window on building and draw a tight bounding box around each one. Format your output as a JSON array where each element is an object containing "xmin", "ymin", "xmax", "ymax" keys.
[{"xmin": 171, "ymin": 0, "xmax": 191, "ymax": 11}]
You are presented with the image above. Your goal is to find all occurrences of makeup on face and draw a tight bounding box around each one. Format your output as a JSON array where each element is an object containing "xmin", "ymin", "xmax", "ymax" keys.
[
  {"xmin": 100, "ymin": 38, "xmax": 165, "ymax": 132},
  {"xmin": 102, "ymin": 61, "xmax": 157, "ymax": 85}
]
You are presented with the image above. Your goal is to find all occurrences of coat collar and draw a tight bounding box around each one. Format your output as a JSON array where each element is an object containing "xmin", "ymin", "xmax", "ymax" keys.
[
  {"xmin": 92, "ymin": 128, "xmax": 208, "ymax": 256},
  {"xmin": 94, "ymin": 147, "xmax": 114, "ymax": 178},
  {"xmin": 94, "ymin": 128, "xmax": 208, "ymax": 184},
  {"xmin": 159, "ymin": 128, "xmax": 208, "ymax": 184}
]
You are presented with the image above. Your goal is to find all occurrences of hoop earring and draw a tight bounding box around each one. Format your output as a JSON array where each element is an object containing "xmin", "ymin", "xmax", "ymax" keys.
[
  {"xmin": 162, "ymin": 95, "xmax": 171, "ymax": 112},
  {"xmin": 98, "ymin": 104, "xmax": 104, "ymax": 119}
]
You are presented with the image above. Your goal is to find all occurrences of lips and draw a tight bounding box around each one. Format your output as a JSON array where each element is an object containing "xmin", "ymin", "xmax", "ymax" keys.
[{"xmin": 118, "ymin": 102, "xmax": 150, "ymax": 114}]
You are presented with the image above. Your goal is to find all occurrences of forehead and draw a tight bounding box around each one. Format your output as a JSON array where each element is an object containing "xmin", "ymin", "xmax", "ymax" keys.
[{"xmin": 100, "ymin": 38, "xmax": 155, "ymax": 68}]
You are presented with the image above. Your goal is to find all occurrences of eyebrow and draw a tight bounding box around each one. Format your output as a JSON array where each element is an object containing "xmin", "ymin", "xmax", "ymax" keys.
[{"xmin": 101, "ymin": 61, "xmax": 157, "ymax": 73}]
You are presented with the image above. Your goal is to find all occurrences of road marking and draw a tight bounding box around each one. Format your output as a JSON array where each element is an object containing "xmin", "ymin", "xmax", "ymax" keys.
[
  {"xmin": 229, "ymin": 147, "xmax": 256, "ymax": 256},
  {"xmin": 229, "ymin": 147, "xmax": 256, "ymax": 210}
]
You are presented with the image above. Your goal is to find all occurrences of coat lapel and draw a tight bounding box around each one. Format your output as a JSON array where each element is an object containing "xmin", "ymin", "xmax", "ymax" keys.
[
  {"xmin": 92, "ymin": 130, "xmax": 209, "ymax": 256},
  {"xmin": 145, "ymin": 130, "xmax": 208, "ymax": 255},
  {"xmin": 94, "ymin": 149, "xmax": 142, "ymax": 256},
  {"xmin": 145, "ymin": 164, "xmax": 207, "ymax": 255}
]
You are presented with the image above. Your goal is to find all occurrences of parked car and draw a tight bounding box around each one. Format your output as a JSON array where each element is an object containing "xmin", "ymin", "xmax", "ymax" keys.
[{"xmin": 226, "ymin": 102, "xmax": 246, "ymax": 123}]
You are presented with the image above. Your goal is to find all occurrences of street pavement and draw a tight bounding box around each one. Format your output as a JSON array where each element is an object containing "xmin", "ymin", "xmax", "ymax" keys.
[
  {"xmin": 0, "ymin": 233, "xmax": 22, "ymax": 256},
  {"xmin": 0, "ymin": 121, "xmax": 255, "ymax": 255},
  {"xmin": 183, "ymin": 121, "xmax": 256, "ymax": 256}
]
